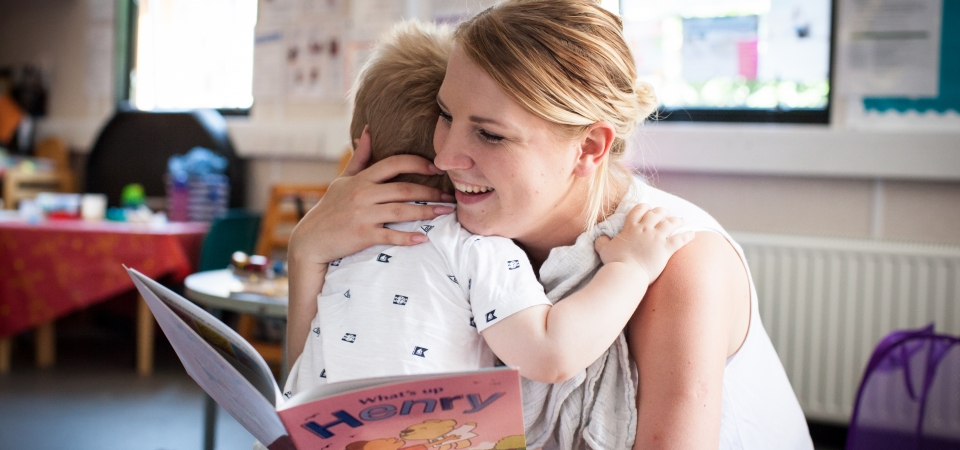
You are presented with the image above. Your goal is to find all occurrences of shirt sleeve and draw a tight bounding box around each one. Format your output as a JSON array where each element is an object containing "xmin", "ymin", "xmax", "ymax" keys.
[{"xmin": 460, "ymin": 236, "xmax": 552, "ymax": 333}]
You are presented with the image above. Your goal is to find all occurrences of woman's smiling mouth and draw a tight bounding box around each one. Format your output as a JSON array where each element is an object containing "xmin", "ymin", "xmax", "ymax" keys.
[
  {"xmin": 452, "ymin": 179, "xmax": 495, "ymax": 204},
  {"xmin": 452, "ymin": 180, "xmax": 494, "ymax": 194}
]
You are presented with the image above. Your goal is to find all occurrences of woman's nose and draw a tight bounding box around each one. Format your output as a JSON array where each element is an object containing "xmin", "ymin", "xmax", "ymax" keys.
[{"xmin": 434, "ymin": 127, "xmax": 473, "ymax": 171}]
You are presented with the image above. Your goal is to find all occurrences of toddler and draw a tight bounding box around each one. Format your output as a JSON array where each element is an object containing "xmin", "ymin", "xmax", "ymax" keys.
[{"xmin": 283, "ymin": 20, "xmax": 692, "ymax": 398}]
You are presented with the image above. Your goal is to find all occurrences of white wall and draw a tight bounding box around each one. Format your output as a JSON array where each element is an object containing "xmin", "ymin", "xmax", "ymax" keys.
[{"xmin": 3, "ymin": 0, "xmax": 959, "ymax": 245}]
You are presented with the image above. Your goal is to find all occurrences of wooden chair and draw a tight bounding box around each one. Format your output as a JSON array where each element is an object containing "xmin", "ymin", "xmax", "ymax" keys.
[
  {"xmin": 238, "ymin": 150, "xmax": 351, "ymax": 371},
  {"xmin": 35, "ymin": 137, "xmax": 76, "ymax": 192},
  {"xmin": 1, "ymin": 138, "xmax": 74, "ymax": 210}
]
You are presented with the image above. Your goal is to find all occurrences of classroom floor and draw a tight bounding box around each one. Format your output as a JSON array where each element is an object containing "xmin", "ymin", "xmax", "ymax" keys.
[
  {"xmin": 0, "ymin": 315, "xmax": 255, "ymax": 450},
  {"xmin": 0, "ymin": 306, "xmax": 845, "ymax": 450}
]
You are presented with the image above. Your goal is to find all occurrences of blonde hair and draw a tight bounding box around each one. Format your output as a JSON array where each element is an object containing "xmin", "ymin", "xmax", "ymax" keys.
[
  {"xmin": 350, "ymin": 20, "xmax": 454, "ymax": 194},
  {"xmin": 455, "ymin": 0, "xmax": 657, "ymax": 230}
]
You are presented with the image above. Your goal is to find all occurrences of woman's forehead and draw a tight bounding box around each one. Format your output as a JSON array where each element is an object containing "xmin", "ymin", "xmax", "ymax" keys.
[{"xmin": 439, "ymin": 46, "xmax": 552, "ymax": 133}]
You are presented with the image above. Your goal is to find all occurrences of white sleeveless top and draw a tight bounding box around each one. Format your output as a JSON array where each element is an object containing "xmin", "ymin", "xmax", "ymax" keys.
[
  {"xmin": 522, "ymin": 178, "xmax": 813, "ymax": 449},
  {"xmin": 644, "ymin": 184, "xmax": 813, "ymax": 449}
]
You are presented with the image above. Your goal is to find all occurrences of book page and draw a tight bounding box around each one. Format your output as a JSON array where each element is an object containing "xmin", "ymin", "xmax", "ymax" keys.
[
  {"xmin": 128, "ymin": 269, "xmax": 289, "ymax": 446},
  {"xmin": 278, "ymin": 368, "xmax": 525, "ymax": 450}
]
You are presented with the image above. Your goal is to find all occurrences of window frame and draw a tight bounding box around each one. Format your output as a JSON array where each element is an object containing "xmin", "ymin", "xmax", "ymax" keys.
[
  {"xmin": 622, "ymin": 0, "xmax": 838, "ymax": 125},
  {"xmin": 117, "ymin": 0, "xmax": 253, "ymax": 117}
]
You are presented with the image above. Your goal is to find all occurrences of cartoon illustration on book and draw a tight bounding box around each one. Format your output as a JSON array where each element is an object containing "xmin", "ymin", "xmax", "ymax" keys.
[
  {"xmin": 345, "ymin": 419, "xmax": 478, "ymax": 450},
  {"xmin": 493, "ymin": 435, "xmax": 526, "ymax": 450},
  {"xmin": 400, "ymin": 419, "xmax": 477, "ymax": 450},
  {"xmin": 345, "ymin": 437, "xmax": 411, "ymax": 450}
]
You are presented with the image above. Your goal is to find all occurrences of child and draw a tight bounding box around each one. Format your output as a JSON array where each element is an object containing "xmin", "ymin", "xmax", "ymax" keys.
[{"xmin": 283, "ymin": 20, "xmax": 692, "ymax": 397}]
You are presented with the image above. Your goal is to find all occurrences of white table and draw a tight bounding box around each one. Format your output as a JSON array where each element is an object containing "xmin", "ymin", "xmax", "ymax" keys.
[
  {"xmin": 185, "ymin": 269, "xmax": 288, "ymax": 318},
  {"xmin": 184, "ymin": 269, "xmax": 288, "ymax": 450}
]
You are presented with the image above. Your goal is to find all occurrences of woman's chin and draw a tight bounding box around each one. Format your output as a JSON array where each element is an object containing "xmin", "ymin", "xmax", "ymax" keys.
[{"xmin": 455, "ymin": 209, "xmax": 493, "ymax": 236}]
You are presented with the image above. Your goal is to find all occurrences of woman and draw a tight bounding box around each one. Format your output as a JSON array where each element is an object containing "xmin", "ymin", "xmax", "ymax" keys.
[{"xmin": 287, "ymin": 1, "xmax": 813, "ymax": 448}]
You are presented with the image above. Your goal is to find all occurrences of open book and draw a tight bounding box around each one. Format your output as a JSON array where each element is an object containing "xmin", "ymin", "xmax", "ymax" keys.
[{"xmin": 126, "ymin": 268, "xmax": 526, "ymax": 450}]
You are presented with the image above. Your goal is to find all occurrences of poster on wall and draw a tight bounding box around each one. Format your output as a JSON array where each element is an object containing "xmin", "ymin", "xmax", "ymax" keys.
[
  {"xmin": 253, "ymin": 29, "xmax": 285, "ymax": 102},
  {"xmin": 259, "ymin": 0, "xmax": 300, "ymax": 23},
  {"xmin": 285, "ymin": 24, "xmax": 346, "ymax": 102},
  {"xmin": 431, "ymin": 0, "xmax": 498, "ymax": 24},
  {"xmin": 350, "ymin": 0, "xmax": 405, "ymax": 41},
  {"xmin": 835, "ymin": 0, "xmax": 943, "ymax": 97},
  {"xmin": 304, "ymin": 0, "xmax": 346, "ymax": 16}
]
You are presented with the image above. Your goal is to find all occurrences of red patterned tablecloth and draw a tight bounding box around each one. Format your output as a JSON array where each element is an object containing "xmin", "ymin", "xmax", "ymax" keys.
[{"xmin": 0, "ymin": 220, "xmax": 208, "ymax": 338}]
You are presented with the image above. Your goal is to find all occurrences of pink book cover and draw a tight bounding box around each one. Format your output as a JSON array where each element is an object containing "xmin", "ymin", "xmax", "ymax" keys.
[{"xmin": 278, "ymin": 368, "xmax": 526, "ymax": 450}]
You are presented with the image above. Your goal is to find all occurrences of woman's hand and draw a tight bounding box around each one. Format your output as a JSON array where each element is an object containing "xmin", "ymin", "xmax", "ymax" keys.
[
  {"xmin": 286, "ymin": 126, "xmax": 454, "ymax": 367},
  {"xmin": 288, "ymin": 127, "xmax": 455, "ymax": 266}
]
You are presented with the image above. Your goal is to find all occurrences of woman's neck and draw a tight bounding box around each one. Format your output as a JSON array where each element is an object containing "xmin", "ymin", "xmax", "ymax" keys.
[{"xmin": 519, "ymin": 176, "xmax": 631, "ymax": 276}]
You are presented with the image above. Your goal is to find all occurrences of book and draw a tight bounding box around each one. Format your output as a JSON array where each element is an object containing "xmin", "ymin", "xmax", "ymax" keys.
[{"xmin": 126, "ymin": 268, "xmax": 527, "ymax": 450}]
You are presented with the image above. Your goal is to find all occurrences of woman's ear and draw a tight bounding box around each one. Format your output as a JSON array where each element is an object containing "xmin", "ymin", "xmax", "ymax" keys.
[{"xmin": 573, "ymin": 122, "xmax": 616, "ymax": 178}]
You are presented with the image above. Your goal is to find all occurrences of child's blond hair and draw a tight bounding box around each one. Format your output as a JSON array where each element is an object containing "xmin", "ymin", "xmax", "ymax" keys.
[{"xmin": 349, "ymin": 21, "xmax": 454, "ymax": 194}]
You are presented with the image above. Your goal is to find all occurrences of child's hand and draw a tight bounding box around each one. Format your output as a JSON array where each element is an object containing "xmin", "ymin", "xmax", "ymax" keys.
[{"xmin": 594, "ymin": 204, "xmax": 695, "ymax": 285}]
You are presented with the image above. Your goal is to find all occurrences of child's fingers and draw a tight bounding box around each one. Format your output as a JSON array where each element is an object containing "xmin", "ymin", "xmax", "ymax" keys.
[
  {"xmin": 638, "ymin": 207, "xmax": 670, "ymax": 229},
  {"xmin": 594, "ymin": 235, "xmax": 613, "ymax": 253},
  {"xmin": 655, "ymin": 216, "xmax": 684, "ymax": 233},
  {"xmin": 625, "ymin": 203, "xmax": 652, "ymax": 224},
  {"xmin": 666, "ymin": 230, "xmax": 696, "ymax": 251}
]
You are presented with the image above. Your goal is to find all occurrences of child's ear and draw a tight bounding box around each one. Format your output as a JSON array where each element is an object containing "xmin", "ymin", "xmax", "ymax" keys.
[{"xmin": 573, "ymin": 121, "xmax": 616, "ymax": 178}]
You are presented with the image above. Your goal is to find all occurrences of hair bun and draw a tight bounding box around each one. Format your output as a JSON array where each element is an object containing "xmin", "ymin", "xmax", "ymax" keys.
[{"xmin": 634, "ymin": 80, "xmax": 658, "ymax": 122}]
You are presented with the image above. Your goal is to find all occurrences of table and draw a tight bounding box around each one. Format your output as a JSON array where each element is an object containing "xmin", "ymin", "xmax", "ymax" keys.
[
  {"xmin": 184, "ymin": 269, "xmax": 288, "ymax": 318},
  {"xmin": 0, "ymin": 219, "xmax": 208, "ymax": 374},
  {"xmin": 184, "ymin": 269, "xmax": 288, "ymax": 450}
]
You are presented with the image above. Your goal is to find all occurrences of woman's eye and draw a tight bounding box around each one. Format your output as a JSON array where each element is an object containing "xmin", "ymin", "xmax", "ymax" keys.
[
  {"xmin": 478, "ymin": 129, "xmax": 504, "ymax": 144},
  {"xmin": 438, "ymin": 111, "xmax": 452, "ymax": 123}
]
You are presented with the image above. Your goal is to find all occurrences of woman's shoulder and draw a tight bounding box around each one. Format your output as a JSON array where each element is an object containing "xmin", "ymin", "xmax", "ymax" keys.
[
  {"xmin": 635, "ymin": 180, "xmax": 724, "ymax": 233},
  {"xmin": 637, "ymin": 181, "xmax": 752, "ymax": 356}
]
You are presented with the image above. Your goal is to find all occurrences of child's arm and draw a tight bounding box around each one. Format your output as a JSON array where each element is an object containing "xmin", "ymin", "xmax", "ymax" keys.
[{"xmin": 480, "ymin": 204, "xmax": 694, "ymax": 384}]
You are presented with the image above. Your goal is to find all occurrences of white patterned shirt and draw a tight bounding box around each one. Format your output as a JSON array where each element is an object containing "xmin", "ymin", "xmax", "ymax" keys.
[{"xmin": 284, "ymin": 205, "xmax": 550, "ymax": 396}]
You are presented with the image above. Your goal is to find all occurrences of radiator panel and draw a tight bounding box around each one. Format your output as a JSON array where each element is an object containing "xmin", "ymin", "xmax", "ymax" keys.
[{"xmin": 734, "ymin": 233, "xmax": 960, "ymax": 424}]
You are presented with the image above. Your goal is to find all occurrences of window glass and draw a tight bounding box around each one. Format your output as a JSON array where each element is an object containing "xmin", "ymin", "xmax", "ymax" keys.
[
  {"xmin": 131, "ymin": 0, "xmax": 257, "ymax": 110},
  {"xmin": 620, "ymin": 0, "xmax": 832, "ymax": 113}
]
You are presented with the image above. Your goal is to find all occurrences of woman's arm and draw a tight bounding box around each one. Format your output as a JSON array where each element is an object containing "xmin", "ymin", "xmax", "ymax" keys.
[
  {"xmin": 285, "ymin": 131, "xmax": 455, "ymax": 366},
  {"xmin": 628, "ymin": 231, "xmax": 750, "ymax": 450}
]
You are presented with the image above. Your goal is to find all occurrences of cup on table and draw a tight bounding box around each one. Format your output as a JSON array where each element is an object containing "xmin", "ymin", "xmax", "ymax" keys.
[{"xmin": 81, "ymin": 194, "xmax": 108, "ymax": 221}]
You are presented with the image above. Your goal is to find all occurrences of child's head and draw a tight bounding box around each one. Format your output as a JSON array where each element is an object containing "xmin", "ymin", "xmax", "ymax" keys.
[{"xmin": 349, "ymin": 20, "xmax": 454, "ymax": 195}]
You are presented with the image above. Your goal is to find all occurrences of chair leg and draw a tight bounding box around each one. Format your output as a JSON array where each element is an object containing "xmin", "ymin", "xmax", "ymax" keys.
[
  {"xmin": 137, "ymin": 295, "xmax": 155, "ymax": 376},
  {"xmin": 35, "ymin": 321, "xmax": 55, "ymax": 369},
  {"xmin": 203, "ymin": 394, "xmax": 218, "ymax": 450},
  {"xmin": 0, "ymin": 337, "xmax": 11, "ymax": 374}
]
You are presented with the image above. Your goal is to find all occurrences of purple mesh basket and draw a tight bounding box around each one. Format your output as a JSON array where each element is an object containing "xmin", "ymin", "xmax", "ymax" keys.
[{"xmin": 847, "ymin": 324, "xmax": 960, "ymax": 450}]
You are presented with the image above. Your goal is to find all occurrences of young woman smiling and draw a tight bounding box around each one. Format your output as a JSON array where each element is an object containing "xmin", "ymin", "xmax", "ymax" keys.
[{"xmin": 287, "ymin": 1, "xmax": 813, "ymax": 448}]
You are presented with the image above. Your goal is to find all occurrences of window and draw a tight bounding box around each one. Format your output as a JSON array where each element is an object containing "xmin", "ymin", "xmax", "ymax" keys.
[
  {"xmin": 613, "ymin": 0, "xmax": 835, "ymax": 123},
  {"xmin": 126, "ymin": 0, "xmax": 258, "ymax": 112}
]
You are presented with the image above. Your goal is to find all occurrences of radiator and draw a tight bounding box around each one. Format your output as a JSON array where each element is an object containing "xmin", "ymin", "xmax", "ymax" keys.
[{"xmin": 732, "ymin": 232, "xmax": 960, "ymax": 424}]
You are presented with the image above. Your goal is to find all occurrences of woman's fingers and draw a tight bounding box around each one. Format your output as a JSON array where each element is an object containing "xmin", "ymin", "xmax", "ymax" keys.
[
  {"xmin": 364, "ymin": 181, "xmax": 454, "ymax": 204},
  {"xmin": 369, "ymin": 202, "xmax": 454, "ymax": 225},
  {"xmin": 343, "ymin": 125, "xmax": 372, "ymax": 177},
  {"xmin": 361, "ymin": 154, "xmax": 445, "ymax": 184},
  {"xmin": 373, "ymin": 228, "xmax": 430, "ymax": 247}
]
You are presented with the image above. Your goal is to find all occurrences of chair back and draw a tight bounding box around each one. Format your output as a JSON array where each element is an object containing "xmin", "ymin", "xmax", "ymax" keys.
[
  {"xmin": 85, "ymin": 108, "xmax": 246, "ymax": 208},
  {"xmin": 847, "ymin": 324, "xmax": 960, "ymax": 450},
  {"xmin": 198, "ymin": 210, "xmax": 262, "ymax": 272},
  {"xmin": 256, "ymin": 184, "xmax": 329, "ymax": 258}
]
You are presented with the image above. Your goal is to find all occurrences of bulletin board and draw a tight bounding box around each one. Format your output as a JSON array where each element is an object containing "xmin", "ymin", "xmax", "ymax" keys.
[{"xmin": 862, "ymin": 0, "xmax": 960, "ymax": 114}]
